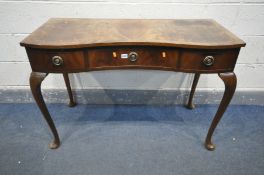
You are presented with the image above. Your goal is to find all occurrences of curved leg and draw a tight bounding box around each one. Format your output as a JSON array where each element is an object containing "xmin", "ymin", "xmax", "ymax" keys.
[
  {"xmin": 63, "ymin": 73, "xmax": 76, "ymax": 107},
  {"xmin": 186, "ymin": 73, "xmax": 200, "ymax": 109},
  {"xmin": 30, "ymin": 72, "xmax": 60, "ymax": 149},
  {"xmin": 205, "ymin": 72, "xmax": 237, "ymax": 151}
]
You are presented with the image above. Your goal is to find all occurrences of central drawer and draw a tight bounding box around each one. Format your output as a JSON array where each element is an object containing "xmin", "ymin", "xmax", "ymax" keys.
[{"xmin": 87, "ymin": 46, "xmax": 179, "ymax": 70}]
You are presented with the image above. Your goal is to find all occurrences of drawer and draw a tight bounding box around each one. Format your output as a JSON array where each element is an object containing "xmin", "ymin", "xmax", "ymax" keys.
[
  {"xmin": 179, "ymin": 49, "xmax": 240, "ymax": 72},
  {"xmin": 87, "ymin": 46, "xmax": 179, "ymax": 70},
  {"xmin": 26, "ymin": 49, "xmax": 86, "ymax": 72}
]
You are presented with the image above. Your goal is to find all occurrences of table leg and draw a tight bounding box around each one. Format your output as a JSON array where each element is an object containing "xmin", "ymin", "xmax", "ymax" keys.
[
  {"xmin": 30, "ymin": 72, "xmax": 60, "ymax": 149},
  {"xmin": 205, "ymin": 72, "xmax": 237, "ymax": 151},
  {"xmin": 186, "ymin": 73, "xmax": 200, "ymax": 109},
  {"xmin": 63, "ymin": 73, "xmax": 76, "ymax": 107}
]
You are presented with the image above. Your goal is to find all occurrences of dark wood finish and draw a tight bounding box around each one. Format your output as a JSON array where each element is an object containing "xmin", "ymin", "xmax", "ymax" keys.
[
  {"xmin": 26, "ymin": 48, "xmax": 86, "ymax": 73},
  {"xmin": 29, "ymin": 72, "xmax": 60, "ymax": 149},
  {"xmin": 20, "ymin": 18, "xmax": 245, "ymax": 49},
  {"xmin": 179, "ymin": 48, "xmax": 240, "ymax": 73},
  {"xmin": 205, "ymin": 72, "xmax": 237, "ymax": 151},
  {"xmin": 26, "ymin": 47, "xmax": 240, "ymax": 73},
  {"xmin": 186, "ymin": 73, "xmax": 201, "ymax": 109},
  {"xmin": 87, "ymin": 46, "xmax": 179, "ymax": 71},
  {"xmin": 21, "ymin": 19, "xmax": 245, "ymax": 150},
  {"xmin": 63, "ymin": 73, "xmax": 76, "ymax": 107}
]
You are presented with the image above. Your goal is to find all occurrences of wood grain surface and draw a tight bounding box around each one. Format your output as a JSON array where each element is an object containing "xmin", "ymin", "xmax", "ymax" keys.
[
  {"xmin": 20, "ymin": 18, "xmax": 245, "ymax": 49},
  {"xmin": 22, "ymin": 19, "xmax": 245, "ymax": 150}
]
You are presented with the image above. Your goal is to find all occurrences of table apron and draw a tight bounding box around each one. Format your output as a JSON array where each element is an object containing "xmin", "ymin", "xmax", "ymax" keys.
[{"xmin": 26, "ymin": 47, "xmax": 240, "ymax": 73}]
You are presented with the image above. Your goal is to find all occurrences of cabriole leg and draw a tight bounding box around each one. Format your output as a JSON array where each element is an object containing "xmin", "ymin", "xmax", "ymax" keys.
[
  {"xmin": 63, "ymin": 73, "xmax": 76, "ymax": 107},
  {"xmin": 30, "ymin": 72, "xmax": 60, "ymax": 149},
  {"xmin": 205, "ymin": 72, "xmax": 237, "ymax": 151},
  {"xmin": 186, "ymin": 73, "xmax": 200, "ymax": 109}
]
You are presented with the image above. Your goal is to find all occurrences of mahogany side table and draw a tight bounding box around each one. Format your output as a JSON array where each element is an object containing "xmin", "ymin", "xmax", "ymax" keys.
[{"xmin": 20, "ymin": 18, "xmax": 246, "ymax": 150}]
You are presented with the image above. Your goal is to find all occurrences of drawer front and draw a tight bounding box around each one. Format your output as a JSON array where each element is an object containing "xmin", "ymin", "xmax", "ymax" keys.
[
  {"xmin": 87, "ymin": 47, "xmax": 179, "ymax": 70},
  {"xmin": 27, "ymin": 49, "xmax": 86, "ymax": 72},
  {"xmin": 179, "ymin": 49, "xmax": 240, "ymax": 72}
]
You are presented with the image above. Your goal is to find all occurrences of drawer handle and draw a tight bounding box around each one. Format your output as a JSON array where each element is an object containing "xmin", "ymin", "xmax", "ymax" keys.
[
  {"xmin": 203, "ymin": 56, "xmax": 214, "ymax": 66},
  {"xmin": 128, "ymin": 52, "xmax": 138, "ymax": 62},
  {"xmin": 52, "ymin": 56, "xmax": 64, "ymax": 66}
]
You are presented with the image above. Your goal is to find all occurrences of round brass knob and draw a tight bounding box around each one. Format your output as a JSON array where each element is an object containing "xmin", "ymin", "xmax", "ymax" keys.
[
  {"xmin": 203, "ymin": 56, "xmax": 214, "ymax": 66},
  {"xmin": 52, "ymin": 56, "xmax": 64, "ymax": 66},
  {"xmin": 128, "ymin": 52, "xmax": 138, "ymax": 62}
]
